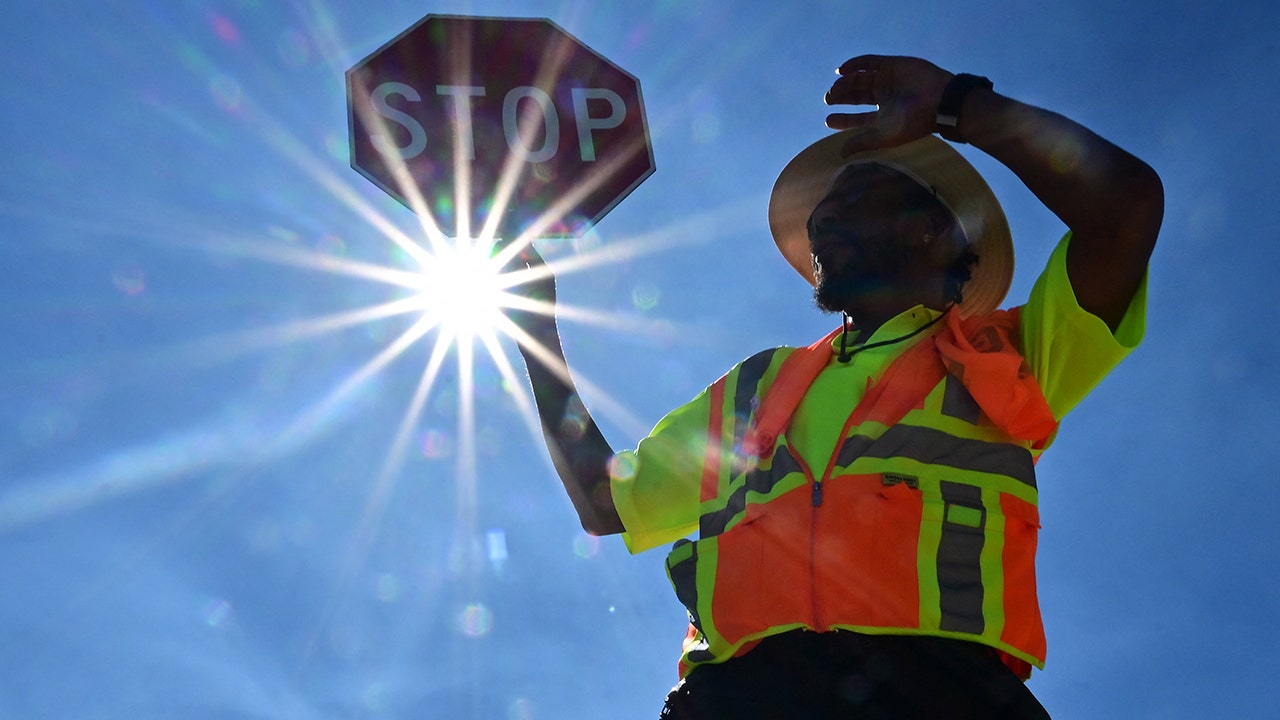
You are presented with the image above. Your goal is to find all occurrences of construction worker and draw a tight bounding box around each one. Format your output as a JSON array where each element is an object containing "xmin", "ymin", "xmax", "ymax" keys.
[{"xmin": 511, "ymin": 55, "xmax": 1162, "ymax": 719}]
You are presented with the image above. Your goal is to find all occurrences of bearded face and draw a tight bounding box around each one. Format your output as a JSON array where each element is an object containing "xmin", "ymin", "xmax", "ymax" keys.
[{"xmin": 807, "ymin": 163, "xmax": 969, "ymax": 316}]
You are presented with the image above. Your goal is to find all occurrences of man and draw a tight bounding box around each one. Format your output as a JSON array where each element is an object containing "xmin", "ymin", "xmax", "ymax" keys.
[{"xmin": 511, "ymin": 55, "xmax": 1162, "ymax": 719}]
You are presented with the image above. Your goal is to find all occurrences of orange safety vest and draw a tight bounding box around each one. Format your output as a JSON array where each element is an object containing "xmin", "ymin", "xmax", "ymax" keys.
[{"xmin": 664, "ymin": 308, "xmax": 1058, "ymax": 680}]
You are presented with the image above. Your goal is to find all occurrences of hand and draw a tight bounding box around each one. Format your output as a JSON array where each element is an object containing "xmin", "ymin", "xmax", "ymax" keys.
[
  {"xmin": 503, "ymin": 244, "xmax": 559, "ymax": 341},
  {"xmin": 824, "ymin": 55, "xmax": 954, "ymax": 155}
]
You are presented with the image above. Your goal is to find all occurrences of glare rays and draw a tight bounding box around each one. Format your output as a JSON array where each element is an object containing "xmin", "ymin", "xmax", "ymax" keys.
[
  {"xmin": 0, "ymin": 3, "xmax": 755, "ymax": 650},
  {"xmin": 0, "ymin": 5, "xmax": 765, "ymax": 547}
]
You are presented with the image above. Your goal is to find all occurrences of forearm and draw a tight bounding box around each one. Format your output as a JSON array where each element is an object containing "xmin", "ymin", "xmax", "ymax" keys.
[
  {"xmin": 958, "ymin": 87, "xmax": 1164, "ymax": 328},
  {"xmin": 519, "ymin": 326, "xmax": 624, "ymax": 536},
  {"xmin": 960, "ymin": 88, "xmax": 1162, "ymax": 243}
]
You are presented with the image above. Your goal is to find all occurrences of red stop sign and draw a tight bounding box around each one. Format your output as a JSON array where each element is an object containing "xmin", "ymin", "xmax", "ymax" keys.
[{"xmin": 346, "ymin": 15, "xmax": 655, "ymax": 239}]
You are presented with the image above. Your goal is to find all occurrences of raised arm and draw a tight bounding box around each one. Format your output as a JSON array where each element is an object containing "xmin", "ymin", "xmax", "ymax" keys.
[
  {"xmin": 506, "ymin": 250, "xmax": 624, "ymax": 536},
  {"xmin": 824, "ymin": 55, "xmax": 1164, "ymax": 331}
]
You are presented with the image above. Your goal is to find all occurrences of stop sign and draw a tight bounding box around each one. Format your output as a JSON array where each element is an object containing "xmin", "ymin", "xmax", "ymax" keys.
[{"xmin": 346, "ymin": 14, "xmax": 655, "ymax": 239}]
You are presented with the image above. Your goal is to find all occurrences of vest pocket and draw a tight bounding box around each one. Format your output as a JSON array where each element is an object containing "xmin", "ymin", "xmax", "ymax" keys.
[
  {"xmin": 996, "ymin": 493, "xmax": 1044, "ymax": 659},
  {"xmin": 917, "ymin": 482, "xmax": 1042, "ymax": 647},
  {"xmin": 813, "ymin": 476, "xmax": 923, "ymax": 629},
  {"xmin": 933, "ymin": 481, "xmax": 988, "ymax": 634},
  {"xmin": 996, "ymin": 492, "xmax": 1041, "ymax": 597}
]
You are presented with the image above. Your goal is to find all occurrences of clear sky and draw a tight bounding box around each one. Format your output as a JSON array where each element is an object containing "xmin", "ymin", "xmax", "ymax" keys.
[{"xmin": 2, "ymin": 1, "xmax": 1277, "ymax": 718}]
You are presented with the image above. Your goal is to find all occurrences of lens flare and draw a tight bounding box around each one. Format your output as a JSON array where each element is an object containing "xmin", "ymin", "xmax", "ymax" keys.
[
  {"xmin": 411, "ymin": 239, "xmax": 509, "ymax": 341},
  {"xmin": 0, "ymin": 16, "xmax": 764, "ymax": 697},
  {"xmin": 457, "ymin": 602, "xmax": 493, "ymax": 637}
]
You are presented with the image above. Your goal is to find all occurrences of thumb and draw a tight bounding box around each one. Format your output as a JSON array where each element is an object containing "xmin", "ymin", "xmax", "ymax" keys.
[
  {"xmin": 517, "ymin": 241, "xmax": 545, "ymax": 268},
  {"xmin": 825, "ymin": 110, "xmax": 877, "ymax": 131},
  {"xmin": 499, "ymin": 238, "xmax": 547, "ymax": 276}
]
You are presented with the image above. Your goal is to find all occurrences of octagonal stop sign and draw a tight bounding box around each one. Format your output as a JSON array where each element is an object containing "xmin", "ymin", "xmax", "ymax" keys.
[{"xmin": 346, "ymin": 15, "xmax": 655, "ymax": 239}]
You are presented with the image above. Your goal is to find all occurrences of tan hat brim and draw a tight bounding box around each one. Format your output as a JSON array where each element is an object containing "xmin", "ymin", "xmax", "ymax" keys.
[{"xmin": 767, "ymin": 132, "xmax": 1013, "ymax": 316}]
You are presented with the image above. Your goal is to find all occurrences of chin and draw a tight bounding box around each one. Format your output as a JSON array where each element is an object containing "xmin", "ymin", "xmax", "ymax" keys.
[
  {"xmin": 813, "ymin": 279, "xmax": 862, "ymax": 314},
  {"xmin": 814, "ymin": 275, "xmax": 911, "ymax": 316}
]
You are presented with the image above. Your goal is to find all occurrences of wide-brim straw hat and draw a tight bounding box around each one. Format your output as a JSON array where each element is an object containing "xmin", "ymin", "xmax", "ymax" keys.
[{"xmin": 767, "ymin": 132, "xmax": 1013, "ymax": 316}]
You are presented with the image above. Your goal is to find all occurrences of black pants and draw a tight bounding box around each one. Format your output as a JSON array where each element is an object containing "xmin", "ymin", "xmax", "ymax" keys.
[{"xmin": 659, "ymin": 631, "xmax": 1050, "ymax": 720}]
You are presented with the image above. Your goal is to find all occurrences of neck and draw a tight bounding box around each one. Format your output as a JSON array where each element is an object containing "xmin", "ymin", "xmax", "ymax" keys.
[
  {"xmin": 844, "ymin": 304, "xmax": 922, "ymax": 338},
  {"xmin": 837, "ymin": 304, "xmax": 951, "ymax": 363},
  {"xmin": 842, "ymin": 286, "xmax": 951, "ymax": 336},
  {"xmin": 847, "ymin": 312, "xmax": 893, "ymax": 338},
  {"xmin": 848, "ymin": 302, "xmax": 951, "ymax": 341}
]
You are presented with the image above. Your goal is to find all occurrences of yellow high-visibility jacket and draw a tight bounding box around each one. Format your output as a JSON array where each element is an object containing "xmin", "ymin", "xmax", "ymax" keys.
[
  {"xmin": 611, "ymin": 233, "xmax": 1147, "ymax": 681},
  {"xmin": 666, "ymin": 308, "xmax": 1052, "ymax": 679}
]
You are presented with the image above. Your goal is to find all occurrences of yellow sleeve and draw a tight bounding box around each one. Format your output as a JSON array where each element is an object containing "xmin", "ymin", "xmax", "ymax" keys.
[
  {"xmin": 1020, "ymin": 231, "xmax": 1148, "ymax": 423},
  {"xmin": 611, "ymin": 389, "xmax": 710, "ymax": 554}
]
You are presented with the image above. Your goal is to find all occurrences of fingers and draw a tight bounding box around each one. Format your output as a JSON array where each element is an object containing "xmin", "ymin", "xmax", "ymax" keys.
[
  {"xmin": 835, "ymin": 54, "xmax": 886, "ymax": 76},
  {"xmin": 825, "ymin": 111, "xmax": 877, "ymax": 131},
  {"xmin": 823, "ymin": 55, "xmax": 948, "ymax": 153},
  {"xmin": 825, "ymin": 73, "xmax": 878, "ymax": 107},
  {"xmin": 825, "ymin": 57, "xmax": 896, "ymax": 108},
  {"xmin": 827, "ymin": 54, "xmax": 886, "ymax": 106}
]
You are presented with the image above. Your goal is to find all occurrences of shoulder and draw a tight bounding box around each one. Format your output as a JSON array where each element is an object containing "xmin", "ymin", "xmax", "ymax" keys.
[{"xmin": 711, "ymin": 346, "xmax": 795, "ymax": 390}]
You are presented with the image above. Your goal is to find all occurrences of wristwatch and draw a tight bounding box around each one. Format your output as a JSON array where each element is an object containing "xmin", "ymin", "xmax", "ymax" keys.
[{"xmin": 935, "ymin": 73, "xmax": 993, "ymax": 144}]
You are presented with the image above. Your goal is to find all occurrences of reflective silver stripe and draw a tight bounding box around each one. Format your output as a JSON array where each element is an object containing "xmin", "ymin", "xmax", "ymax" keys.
[
  {"xmin": 941, "ymin": 375, "xmax": 982, "ymax": 424},
  {"xmin": 834, "ymin": 424, "xmax": 1036, "ymax": 489},
  {"xmin": 730, "ymin": 349, "xmax": 779, "ymax": 463},
  {"xmin": 685, "ymin": 639, "xmax": 716, "ymax": 665},
  {"xmin": 937, "ymin": 481, "xmax": 985, "ymax": 634},
  {"xmin": 697, "ymin": 349, "xmax": 784, "ymax": 538},
  {"xmin": 666, "ymin": 539, "xmax": 703, "ymax": 633},
  {"xmin": 666, "ymin": 539, "xmax": 718, "ymax": 665},
  {"xmin": 699, "ymin": 447, "xmax": 803, "ymax": 538}
]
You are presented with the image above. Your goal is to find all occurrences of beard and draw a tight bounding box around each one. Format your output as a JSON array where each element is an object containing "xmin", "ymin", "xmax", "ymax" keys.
[
  {"xmin": 813, "ymin": 273, "xmax": 898, "ymax": 314},
  {"xmin": 811, "ymin": 241, "xmax": 915, "ymax": 314},
  {"xmin": 814, "ymin": 273, "xmax": 859, "ymax": 313}
]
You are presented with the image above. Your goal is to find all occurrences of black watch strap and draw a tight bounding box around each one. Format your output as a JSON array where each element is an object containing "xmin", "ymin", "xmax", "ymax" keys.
[{"xmin": 936, "ymin": 73, "xmax": 993, "ymax": 144}]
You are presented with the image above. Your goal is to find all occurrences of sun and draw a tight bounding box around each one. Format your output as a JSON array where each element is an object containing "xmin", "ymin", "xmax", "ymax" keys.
[{"xmin": 410, "ymin": 238, "xmax": 511, "ymax": 341}]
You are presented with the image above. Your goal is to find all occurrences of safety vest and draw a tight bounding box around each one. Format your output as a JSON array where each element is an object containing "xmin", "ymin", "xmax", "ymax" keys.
[{"xmin": 664, "ymin": 308, "xmax": 1058, "ymax": 680}]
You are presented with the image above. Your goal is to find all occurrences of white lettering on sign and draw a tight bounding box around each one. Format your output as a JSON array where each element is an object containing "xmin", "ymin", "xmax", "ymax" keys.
[
  {"xmin": 436, "ymin": 85, "xmax": 487, "ymax": 160},
  {"xmin": 502, "ymin": 86, "xmax": 559, "ymax": 163},
  {"xmin": 571, "ymin": 88, "xmax": 625, "ymax": 161},
  {"xmin": 367, "ymin": 83, "xmax": 628, "ymax": 163},
  {"xmin": 370, "ymin": 82, "xmax": 427, "ymax": 159}
]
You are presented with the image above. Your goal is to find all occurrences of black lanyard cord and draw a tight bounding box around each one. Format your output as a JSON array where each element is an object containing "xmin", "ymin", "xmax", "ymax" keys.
[{"xmin": 836, "ymin": 305, "xmax": 953, "ymax": 364}]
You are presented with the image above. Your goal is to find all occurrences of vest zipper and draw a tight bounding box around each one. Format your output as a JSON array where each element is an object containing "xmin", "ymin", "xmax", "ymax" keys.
[
  {"xmin": 810, "ymin": 492, "xmax": 821, "ymax": 630},
  {"xmin": 792, "ymin": 453, "xmax": 824, "ymax": 631}
]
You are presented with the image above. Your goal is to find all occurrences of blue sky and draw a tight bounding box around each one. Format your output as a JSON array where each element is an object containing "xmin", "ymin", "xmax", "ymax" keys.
[{"xmin": 2, "ymin": 1, "xmax": 1278, "ymax": 718}]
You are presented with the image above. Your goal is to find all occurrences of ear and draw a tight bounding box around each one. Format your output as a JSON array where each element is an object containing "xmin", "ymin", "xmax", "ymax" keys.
[{"xmin": 945, "ymin": 245, "xmax": 979, "ymax": 304}]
